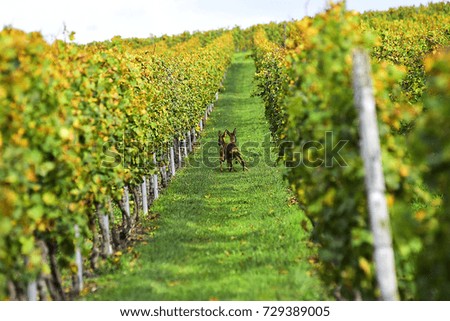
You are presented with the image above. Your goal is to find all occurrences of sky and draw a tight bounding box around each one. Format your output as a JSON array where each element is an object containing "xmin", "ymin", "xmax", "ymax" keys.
[{"xmin": 1, "ymin": 0, "xmax": 447, "ymax": 43}]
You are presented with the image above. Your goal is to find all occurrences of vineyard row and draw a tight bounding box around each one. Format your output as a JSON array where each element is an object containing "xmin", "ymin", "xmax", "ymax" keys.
[
  {"xmin": 0, "ymin": 29, "xmax": 234, "ymax": 300},
  {"xmin": 252, "ymin": 2, "xmax": 449, "ymax": 300}
]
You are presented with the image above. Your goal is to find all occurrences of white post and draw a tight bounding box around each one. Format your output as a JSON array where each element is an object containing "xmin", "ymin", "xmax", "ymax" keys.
[
  {"xmin": 205, "ymin": 109, "xmax": 208, "ymax": 121},
  {"xmin": 182, "ymin": 139, "xmax": 188, "ymax": 158},
  {"xmin": 142, "ymin": 176, "xmax": 148, "ymax": 215},
  {"xmin": 161, "ymin": 164, "xmax": 167, "ymax": 187},
  {"xmin": 27, "ymin": 280, "xmax": 37, "ymax": 301},
  {"xmin": 215, "ymin": 92, "xmax": 219, "ymax": 101},
  {"xmin": 178, "ymin": 141, "xmax": 182, "ymax": 166},
  {"xmin": 191, "ymin": 128, "xmax": 196, "ymax": 145},
  {"xmin": 352, "ymin": 48, "xmax": 399, "ymax": 301},
  {"xmin": 100, "ymin": 210, "xmax": 113, "ymax": 256},
  {"xmin": 199, "ymin": 119, "xmax": 203, "ymax": 131},
  {"xmin": 161, "ymin": 150, "xmax": 167, "ymax": 186},
  {"xmin": 74, "ymin": 224, "xmax": 83, "ymax": 292},
  {"xmin": 169, "ymin": 147, "xmax": 176, "ymax": 177},
  {"xmin": 123, "ymin": 186, "xmax": 131, "ymax": 219},
  {"xmin": 186, "ymin": 132, "xmax": 192, "ymax": 153},
  {"xmin": 152, "ymin": 154, "xmax": 159, "ymax": 200},
  {"xmin": 152, "ymin": 174, "xmax": 159, "ymax": 200}
]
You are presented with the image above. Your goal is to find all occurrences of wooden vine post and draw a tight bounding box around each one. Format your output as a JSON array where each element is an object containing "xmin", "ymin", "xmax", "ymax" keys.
[
  {"xmin": 152, "ymin": 153, "xmax": 159, "ymax": 200},
  {"xmin": 141, "ymin": 176, "xmax": 148, "ymax": 215},
  {"xmin": 74, "ymin": 224, "xmax": 83, "ymax": 293},
  {"xmin": 191, "ymin": 128, "xmax": 196, "ymax": 145},
  {"xmin": 123, "ymin": 186, "xmax": 131, "ymax": 218},
  {"xmin": 169, "ymin": 146, "xmax": 176, "ymax": 177},
  {"xmin": 186, "ymin": 131, "xmax": 192, "ymax": 153},
  {"xmin": 177, "ymin": 139, "xmax": 182, "ymax": 166},
  {"xmin": 26, "ymin": 266, "xmax": 37, "ymax": 301},
  {"xmin": 160, "ymin": 157, "xmax": 168, "ymax": 187},
  {"xmin": 27, "ymin": 281, "xmax": 37, "ymax": 301},
  {"xmin": 352, "ymin": 48, "xmax": 399, "ymax": 301},
  {"xmin": 182, "ymin": 138, "xmax": 188, "ymax": 158},
  {"xmin": 97, "ymin": 204, "xmax": 113, "ymax": 257}
]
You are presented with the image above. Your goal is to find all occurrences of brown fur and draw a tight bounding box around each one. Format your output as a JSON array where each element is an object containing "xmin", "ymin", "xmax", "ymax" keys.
[
  {"xmin": 218, "ymin": 130, "xmax": 227, "ymax": 172},
  {"xmin": 223, "ymin": 128, "xmax": 248, "ymax": 172}
]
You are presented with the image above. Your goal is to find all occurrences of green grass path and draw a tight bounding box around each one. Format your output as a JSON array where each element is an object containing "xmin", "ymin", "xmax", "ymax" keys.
[{"xmin": 86, "ymin": 52, "xmax": 329, "ymax": 300}]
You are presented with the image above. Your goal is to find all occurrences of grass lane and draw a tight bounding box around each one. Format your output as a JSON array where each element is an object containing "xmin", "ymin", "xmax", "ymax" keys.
[{"xmin": 85, "ymin": 52, "xmax": 330, "ymax": 300}]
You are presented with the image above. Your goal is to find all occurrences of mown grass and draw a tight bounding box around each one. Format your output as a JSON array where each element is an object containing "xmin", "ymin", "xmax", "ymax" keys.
[{"xmin": 83, "ymin": 52, "xmax": 330, "ymax": 300}]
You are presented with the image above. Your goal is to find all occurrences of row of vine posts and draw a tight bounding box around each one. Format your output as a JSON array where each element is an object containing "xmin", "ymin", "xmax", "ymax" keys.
[{"xmin": 23, "ymin": 91, "xmax": 221, "ymax": 301}]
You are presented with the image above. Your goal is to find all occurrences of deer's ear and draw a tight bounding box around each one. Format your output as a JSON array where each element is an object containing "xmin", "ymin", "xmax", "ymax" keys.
[
  {"xmin": 218, "ymin": 130, "xmax": 222, "ymax": 136},
  {"xmin": 233, "ymin": 128, "xmax": 237, "ymax": 135},
  {"xmin": 225, "ymin": 129, "xmax": 229, "ymax": 135}
]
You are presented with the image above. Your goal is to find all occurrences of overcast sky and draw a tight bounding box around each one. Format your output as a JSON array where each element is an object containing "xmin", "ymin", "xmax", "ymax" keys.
[{"xmin": 1, "ymin": 0, "xmax": 447, "ymax": 43}]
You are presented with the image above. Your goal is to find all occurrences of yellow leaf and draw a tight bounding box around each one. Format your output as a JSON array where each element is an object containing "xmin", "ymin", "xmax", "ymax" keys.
[
  {"xmin": 386, "ymin": 194, "xmax": 395, "ymax": 208},
  {"xmin": 37, "ymin": 221, "xmax": 46, "ymax": 232},
  {"xmin": 358, "ymin": 257, "xmax": 372, "ymax": 277},
  {"xmin": 70, "ymin": 262, "xmax": 78, "ymax": 274},
  {"xmin": 42, "ymin": 192, "xmax": 57, "ymax": 205},
  {"xmin": 415, "ymin": 210, "xmax": 426, "ymax": 222},
  {"xmin": 399, "ymin": 165, "xmax": 409, "ymax": 177},
  {"xmin": 59, "ymin": 127, "xmax": 71, "ymax": 140},
  {"xmin": 431, "ymin": 198, "xmax": 442, "ymax": 207}
]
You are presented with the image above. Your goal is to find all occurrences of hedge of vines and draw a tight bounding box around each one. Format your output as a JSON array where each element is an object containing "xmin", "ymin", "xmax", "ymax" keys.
[
  {"xmin": 0, "ymin": 28, "xmax": 234, "ymax": 300},
  {"xmin": 252, "ymin": 29, "xmax": 288, "ymax": 142},
  {"xmin": 362, "ymin": 2, "xmax": 450, "ymax": 105},
  {"xmin": 410, "ymin": 50, "xmax": 450, "ymax": 300},
  {"xmin": 252, "ymin": 2, "xmax": 449, "ymax": 300}
]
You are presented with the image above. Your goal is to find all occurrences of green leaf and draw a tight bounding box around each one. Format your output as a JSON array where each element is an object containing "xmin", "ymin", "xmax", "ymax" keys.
[
  {"xmin": 42, "ymin": 192, "xmax": 57, "ymax": 206},
  {"xmin": 28, "ymin": 205, "xmax": 44, "ymax": 220}
]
